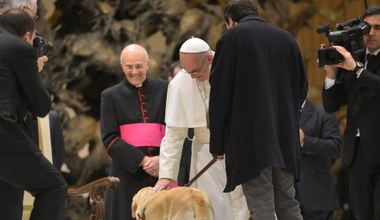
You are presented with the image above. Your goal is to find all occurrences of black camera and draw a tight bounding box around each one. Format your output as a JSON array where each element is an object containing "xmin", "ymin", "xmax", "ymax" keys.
[
  {"xmin": 33, "ymin": 32, "xmax": 53, "ymax": 57},
  {"xmin": 317, "ymin": 17, "xmax": 370, "ymax": 67},
  {"xmin": 318, "ymin": 47, "xmax": 344, "ymax": 65}
]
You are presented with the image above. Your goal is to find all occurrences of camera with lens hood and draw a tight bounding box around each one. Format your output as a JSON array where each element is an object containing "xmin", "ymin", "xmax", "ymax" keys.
[
  {"xmin": 317, "ymin": 17, "xmax": 370, "ymax": 67},
  {"xmin": 33, "ymin": 32, "xmax": 53, "ymax": 57}
]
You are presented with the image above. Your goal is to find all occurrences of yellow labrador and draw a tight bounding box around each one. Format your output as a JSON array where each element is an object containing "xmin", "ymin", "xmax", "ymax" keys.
[{"xmin": 132, "ymin": 186, "xmax": 214, "ymax": 220}]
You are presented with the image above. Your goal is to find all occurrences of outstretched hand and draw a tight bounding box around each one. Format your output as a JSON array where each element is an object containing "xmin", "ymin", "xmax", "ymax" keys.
[{"xmin": 153, "ymin": 178, "xmax": 173, "ymax": 192}]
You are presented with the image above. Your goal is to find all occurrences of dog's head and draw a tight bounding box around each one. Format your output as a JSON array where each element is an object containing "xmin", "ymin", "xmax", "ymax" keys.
[{"xmin": 131, "ymin": 186, "xmax": 156, "ymax": 219}]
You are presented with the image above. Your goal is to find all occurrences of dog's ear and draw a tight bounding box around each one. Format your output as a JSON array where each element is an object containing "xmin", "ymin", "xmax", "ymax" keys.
[
  {"xmin": 132, "ymin": 187, "xmax": 153, "ymax": 218},
  {"xmin": 131, "ymin": 198, "xmax": 137, "ymax": 218},
  {"xmin": 131, "ymin": 189, "xmax": 142, "ymax": 218},
  {"xmin": 135, "ymin": 187, "xmax": 156, "ymax": 218}
]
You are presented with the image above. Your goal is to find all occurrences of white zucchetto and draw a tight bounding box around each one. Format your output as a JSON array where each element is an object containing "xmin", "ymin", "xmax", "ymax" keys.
[{"xmin": 179, "ymin": 37, "xmax": 210, "ymax": 53}]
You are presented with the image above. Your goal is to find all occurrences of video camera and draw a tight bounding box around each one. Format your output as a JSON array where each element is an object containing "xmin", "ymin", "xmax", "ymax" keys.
[
  {"xmin": 317, "ymin": 17, "xmax": 370, "ymax": 67},
  {"xmin": 33, "ymin": 32, "xmax": 53, "ymax": 57}
]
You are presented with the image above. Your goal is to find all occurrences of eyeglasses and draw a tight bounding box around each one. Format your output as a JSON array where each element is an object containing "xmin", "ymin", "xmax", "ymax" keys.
[
  {"xmin": 25, "ymin": 6, "xmax": 39, "ymax": 21},
  {"xmin": 182, "ymin": 55, "xmax": 208, "ymax": 75}
]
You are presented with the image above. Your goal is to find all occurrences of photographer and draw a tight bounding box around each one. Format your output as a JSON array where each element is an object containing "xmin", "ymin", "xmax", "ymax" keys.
[
  {"xmin": 0, "ymin": 9, "xmax": 67, "ymax": 220},
  {"xmin": 321, "ymin": 5, "xmax": 380, "ymax": 220},
  {"xmin": 0, "ymin": 1, "xmax": 57, "ymax": 220}
]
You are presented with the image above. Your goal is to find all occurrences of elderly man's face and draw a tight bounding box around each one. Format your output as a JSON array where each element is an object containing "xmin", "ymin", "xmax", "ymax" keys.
[
  {"xmin": 121, "ymin": 50, "xmax": 149, "ymax": 87},
  {"xmin": 180, "ymin": 53, "xmax": 211, "ymax": 82}
]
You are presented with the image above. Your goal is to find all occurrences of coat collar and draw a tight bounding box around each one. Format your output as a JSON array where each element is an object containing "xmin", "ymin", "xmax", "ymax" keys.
[
  {"xmin": 239, "ymin": 15, "xmax": 265, "ymax": 24},
  {"xmin": 124, "ymin": 78, "xmax": 150, "ymax": 91},
  {"xmin": 299, "ymin": 100, "xmax": 313, "ymax": 127}
]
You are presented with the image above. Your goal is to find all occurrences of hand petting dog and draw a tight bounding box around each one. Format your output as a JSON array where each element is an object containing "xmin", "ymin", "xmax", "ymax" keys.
[{"xmin": 153, "ymin": 178, "xmax": 173, "ymax": 191}]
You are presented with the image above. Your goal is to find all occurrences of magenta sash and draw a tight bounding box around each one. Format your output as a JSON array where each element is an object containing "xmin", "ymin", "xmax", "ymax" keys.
[{"xmin": 119, "ymin": 123, "xmax": 165, "ymax": 147}]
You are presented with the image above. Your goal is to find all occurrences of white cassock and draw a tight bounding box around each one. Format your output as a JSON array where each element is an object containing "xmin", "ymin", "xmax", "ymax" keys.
[{"xmin": 159, "ymin": 70, "xmax": 249, "ymax": 220}]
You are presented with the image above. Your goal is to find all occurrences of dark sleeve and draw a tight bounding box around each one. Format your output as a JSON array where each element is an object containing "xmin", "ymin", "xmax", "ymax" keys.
[
  {"xmin": 297, "ymin": 48, "xmax": 308, "ymax": 110},
  {"xmin": 356, "ymin": 68, "xmax": 380, "ymax": 100},
  {"xmin": 100, "ymin": 89, "xmax": 146, "ymax": 175},
  {"xmin": 23, "ymin": 112, "xmax": 39, "ymax": 145},
  {"xmin": 209, "ymin": 35, "xmax": 236, "ymax": 156},
  {"xmin": 9, "ymin": 40, "xmax": 51, "ymax": 116},
  {"xmin": 302, "ymin": 105, "xmax": 342, "ymax": 158},
  {"xmin": 322, "ymin": 70, "xmax": 347, "ymax": 113}
]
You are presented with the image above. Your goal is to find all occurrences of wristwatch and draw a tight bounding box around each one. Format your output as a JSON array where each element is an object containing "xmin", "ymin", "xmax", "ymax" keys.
[
  {"xmin": 353, "ymin": 61, "xmax": 364, "ymax": 73},
  {"xmin": 353, "ymin": 61, "xmax": 364, "ymax": 78}
]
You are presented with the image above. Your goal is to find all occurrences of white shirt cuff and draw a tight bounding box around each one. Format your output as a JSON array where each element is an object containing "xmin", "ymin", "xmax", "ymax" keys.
[{"xmin": 324, "ymin": 77, "xmax": 335, "ymax": 89}]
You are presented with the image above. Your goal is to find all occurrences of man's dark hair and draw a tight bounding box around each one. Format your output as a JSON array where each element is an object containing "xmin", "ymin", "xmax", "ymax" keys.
[
  {"xmin": 0, "ymin": 8, "xmax": 35, "ymax": 37},
  {"xmin": 223, "ymin": 0, "xmax": 258, "ymax": 23},
  {"xmin": 168, "ymin": 60, "xmax": 182, "ymax": 78},
  {"xmin": 362, "ymin": 5, "xmax": 380, "ymax": 19}
]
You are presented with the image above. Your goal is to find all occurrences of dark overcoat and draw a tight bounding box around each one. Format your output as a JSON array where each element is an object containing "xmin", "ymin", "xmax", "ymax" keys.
[{"xmin": 209, "ymin": 15, "xmax": 308, "ymax": 192}]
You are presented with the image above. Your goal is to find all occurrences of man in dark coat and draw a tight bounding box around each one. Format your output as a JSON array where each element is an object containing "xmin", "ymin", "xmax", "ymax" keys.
[
  {"xmin": 296, "ymin": 100, "xmax": 342, "ymax": 220},
  {"xmin": 321, "ymin": 6, "xmax": 380, "ymax": 220},
  {"xmin": 0, "ymin": 1, "xmax": 64, "ymax": 219},
  {"xmin": 0, "ymin": 9, "xmax": 67, "ymax": 220},
  {"xmin": 100, "ymin": 44, "xmax": 168, "ymax": 220},
  {"xmin": 209, "ymin": 0, "xmax": 308, "ymax": 219},
  {"xmin": 0, "ymin": 110, "xmax": 65, "ymax": 220}
]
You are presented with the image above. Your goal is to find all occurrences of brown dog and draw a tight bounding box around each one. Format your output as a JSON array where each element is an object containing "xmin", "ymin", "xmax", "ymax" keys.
[{"xmin": 132, "ymin": 186, "xmax": 214, "ymax": 220}]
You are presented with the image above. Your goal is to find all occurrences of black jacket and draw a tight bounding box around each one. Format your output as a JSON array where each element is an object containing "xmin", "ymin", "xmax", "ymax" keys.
[
  {"xmin": 209, "ymin": 15, "xmax": 308, "ymax": 192},
  {"xmin": 322, "ymin": 54, "xmax": 380, "ymax": 167},
  {"xmin": 296, "ymin": 100, "xmax": 341, "ymax": 211},
  {"xmin": 0, "ymin": 30, "xmax": 51, "ymax": 153},
  {"xmin": 100, "ymin": 78, "xmax": 168, "ymax": 220}
]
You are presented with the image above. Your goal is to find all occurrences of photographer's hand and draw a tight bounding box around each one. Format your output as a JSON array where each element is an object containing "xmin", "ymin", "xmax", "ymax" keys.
[
  {"xmin": 331, "ymin": 46, "xmax": 356, "ymax": 71},
  {"xmin": 37, "ymin": 56, "xmax": 48, "ymax": 72},
  {"xmin": 322, "ymin": 65, "xmax": 337, "ymax": 79}
]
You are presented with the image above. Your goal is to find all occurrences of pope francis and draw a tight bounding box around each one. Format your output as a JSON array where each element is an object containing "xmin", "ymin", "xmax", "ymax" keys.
[{"xmin": 154, "ymin": 37, "xmax": 249, "ymax": 220}]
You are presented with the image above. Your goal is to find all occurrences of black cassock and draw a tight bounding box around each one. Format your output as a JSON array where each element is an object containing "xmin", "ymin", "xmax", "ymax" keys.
[{"xmin": 100, "ymin": 78, "xmax": 168, "ymax": 220}]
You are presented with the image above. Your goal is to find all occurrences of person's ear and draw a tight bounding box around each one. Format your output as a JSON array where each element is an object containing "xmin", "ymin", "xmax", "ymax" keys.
[
  {"xmin": 22, "ymin": 31, "xmax": 34, "ymax": 45},
  {"xmin": 19, "ymin": 3, "xmax": 28, "ymax": 11},
  {"xmin": 22, "ymin": 31, "xmax": 31, "ymax": 41},
  {"xmin": 208, "ymin": 53, "xmax": 214, "ymax": 63},
  {"xmin": 225, "ymin": 17, "xmax": 237, "ymax": 29},
  {"xmin": 146, "ymin": 59, "xmax": 150, "ymax": 70},
  {"xmin": 230, "ymin": 18, "xmax": 238, "ymax": 27}
]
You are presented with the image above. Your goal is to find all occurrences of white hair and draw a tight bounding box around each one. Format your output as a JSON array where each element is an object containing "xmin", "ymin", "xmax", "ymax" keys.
[{"xmin": 0, "ymin": 0, "xmax": 37, "ymax": 10}]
